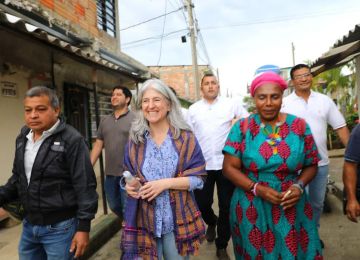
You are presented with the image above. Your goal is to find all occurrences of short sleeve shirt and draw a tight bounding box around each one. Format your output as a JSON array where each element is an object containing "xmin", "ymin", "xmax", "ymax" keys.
[
  {"xmin": 187, "ymin": 96, "xmax": 249, "ymax": 170},
  {"xmin": 97, "ymin": 111, "xmax": 135, "ymax": 176},
  {"xmin": 344, "ymin": 124, "xmax": 360, "ymax": 186},
  {"xmin": 281, "ymin": 91, "xmax": 346, "ymax": 166}
]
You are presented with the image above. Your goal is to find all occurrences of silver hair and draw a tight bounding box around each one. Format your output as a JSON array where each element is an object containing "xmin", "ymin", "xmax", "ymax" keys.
[
  {"xmin": 25, "ymin": 86, "xmax": 59, "ymax": 109},
  {"xmin": 130, "ymin": 78, "xmax": 191, "ymax": 144}
]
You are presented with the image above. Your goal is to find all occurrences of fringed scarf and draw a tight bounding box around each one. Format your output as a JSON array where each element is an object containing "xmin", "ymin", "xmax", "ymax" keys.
[{"xmin": 121, "ymin": 129, "xmax": 207, "ymax": 260}]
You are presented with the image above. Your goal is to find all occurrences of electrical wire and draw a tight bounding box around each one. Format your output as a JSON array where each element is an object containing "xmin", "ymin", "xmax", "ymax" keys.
[
  {"xmin": 174, "ymin": 0, "xmax": 188, "ymax": 25},
  {"xmin": 193, "ymin": 8, "xmax": 212, "ymax": 67},
  {"xmin": 200, "ymin": 8, "xmax": 360, "ymax": 31},
  {"xmin": 120, "ymin": 6, "xmax": 183, "ymax": 31},
  {"xmin": 123, "ymin": 33, "xmax": 183, "ymax": 50},
  {"xmin": 197, "ymin": 31, "xmax": 212, "ymax": 66},
  {"xmin": 157, "ymin": 0, "xmax": 168, "ymax": 65},
  {"xmin": 122, "ymin": 29, "xmax": 187, "ymax": 47}
]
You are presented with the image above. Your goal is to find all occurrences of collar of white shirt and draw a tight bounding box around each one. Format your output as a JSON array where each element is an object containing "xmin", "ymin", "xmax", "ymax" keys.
[{"xmin": 26, "ymin": 119, "xmax": 60, "ymax": 143}]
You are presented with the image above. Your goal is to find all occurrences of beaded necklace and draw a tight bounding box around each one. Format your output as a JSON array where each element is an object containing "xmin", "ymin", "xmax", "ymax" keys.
[{"xmin": 260, "ymin": 121, "xmax": 282, "ymax": 155}]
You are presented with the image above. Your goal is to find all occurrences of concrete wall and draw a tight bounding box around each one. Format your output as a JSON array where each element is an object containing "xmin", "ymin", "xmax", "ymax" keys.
[{"xmin": 0, "ymin": 71, "xmax": 29, "ymax": 184}]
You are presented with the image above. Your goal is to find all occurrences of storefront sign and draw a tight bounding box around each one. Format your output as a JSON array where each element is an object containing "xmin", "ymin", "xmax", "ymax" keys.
[{"xmin": 1, "ymin": 81, "xmax": 17, "ymax": 97}]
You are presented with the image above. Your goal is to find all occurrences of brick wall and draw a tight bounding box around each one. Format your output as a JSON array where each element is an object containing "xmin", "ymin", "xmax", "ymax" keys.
[
  {"xmin": 34, "ymin": 0, "xmax": 118, "ymax": 53},
  {"xmin": 149, "ymin": 65, "xmax": 211, "ymax": 102}
]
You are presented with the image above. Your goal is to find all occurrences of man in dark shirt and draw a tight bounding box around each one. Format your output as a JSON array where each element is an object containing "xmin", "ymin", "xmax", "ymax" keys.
[
  {"xmin": 91, "ymin": 86, "xmax": 134, "ymax": 217},
  {"xmin": 0, "ymin": 86, "xmax": 98, "ymax": 259},
  {"xmin": 343, "ymin": 123, "xmax": 360, "ymax": 222}
]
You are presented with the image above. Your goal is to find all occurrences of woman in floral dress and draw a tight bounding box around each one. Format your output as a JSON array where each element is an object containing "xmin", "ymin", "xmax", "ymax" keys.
[{"xmin": 223, "ymin": 72, "xmax": 323, "ymax": 259}]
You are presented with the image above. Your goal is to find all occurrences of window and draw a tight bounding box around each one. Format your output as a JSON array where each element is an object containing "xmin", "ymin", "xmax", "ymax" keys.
[
  {"xmin": 89, "ymin": 92, "xmax": 112, "ymax": 138},
  {"xmin": 97, "ymin": 0, "xmax": 116, "ymax": 37}
]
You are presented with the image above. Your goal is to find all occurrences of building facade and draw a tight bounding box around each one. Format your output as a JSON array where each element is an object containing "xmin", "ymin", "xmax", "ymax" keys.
[
  {"xmin": 0, "ymin": 0, "xmax": 153, "ymax": 185},
  {"xmin": 149, "ymin": 65, "xmax": 212, "ymax": 104}
]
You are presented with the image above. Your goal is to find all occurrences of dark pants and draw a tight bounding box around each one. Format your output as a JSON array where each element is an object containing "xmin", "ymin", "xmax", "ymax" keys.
[
  {"xmin": 104, "ymin": 175, "xmax": 127, "ymax": 217},
  {"xmin": 194, "ymin": 169, "xmax": 234, "ymax": 249}
]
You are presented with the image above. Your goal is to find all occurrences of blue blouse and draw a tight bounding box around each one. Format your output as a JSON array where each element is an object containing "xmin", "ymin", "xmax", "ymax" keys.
[{"xmin": 143, "ymin": 133, "xmax": 203, "ymax": 237}]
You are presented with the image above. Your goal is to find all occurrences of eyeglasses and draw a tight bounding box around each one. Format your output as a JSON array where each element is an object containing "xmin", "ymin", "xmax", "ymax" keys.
[{"xmin": 293, "ymin": 72, "xmax": 312, "ymax": 80}]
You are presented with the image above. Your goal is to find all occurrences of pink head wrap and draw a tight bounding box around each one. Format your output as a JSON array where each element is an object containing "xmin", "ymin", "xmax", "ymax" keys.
[{"xmin": 250, "ymin": 72, "xmax": 287, "ymax": 97}]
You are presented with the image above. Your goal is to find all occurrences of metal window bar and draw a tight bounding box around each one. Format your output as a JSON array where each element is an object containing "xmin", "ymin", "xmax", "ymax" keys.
[{"xmin": 97, "ymin": 0, "xmax": 116, "ymax": 37}]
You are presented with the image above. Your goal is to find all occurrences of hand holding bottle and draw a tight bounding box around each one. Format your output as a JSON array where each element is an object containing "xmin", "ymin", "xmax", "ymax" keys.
[{"xmin": 123, "ymin": 171, "xmax": 141, "ymax": 199}]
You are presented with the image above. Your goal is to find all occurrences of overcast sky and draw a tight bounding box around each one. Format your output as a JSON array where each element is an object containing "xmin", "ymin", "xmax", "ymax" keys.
[{"xmin": 119, "ymin": 0, "xmax": 360, "ymax": 97}]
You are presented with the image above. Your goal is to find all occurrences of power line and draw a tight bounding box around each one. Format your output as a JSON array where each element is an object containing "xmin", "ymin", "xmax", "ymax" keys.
[
  {"xmin": 193, "ymin": 9, "xmax": 212, "ymax": 67},
  {"xmin": 200, "ymin": 8, "xmax": 360, "ymax": 31},
  {"xmin": 157, "ymin": 0, "xmax": 168, "ymax": 65},
  {"xmin": 123, "ymin": 34, "xmax": 181, "ymax": 50},
  {"xmin": 122, "ymin": 33, "xmax": 183, "ymax": 50},
  {"xmin": 120, "ymin": 6, "xmax": 183, "ymax": 31},
  {"xmin": 197, "ymin": 31, "xmax": 212, "ymax": 66},
  {"xmin": 122, "ymin": 29, "xmax": 187, "ymax": 47},
  {"xmin": 174, "ymin": 0, "xmax": 188, "ymax": 25}
]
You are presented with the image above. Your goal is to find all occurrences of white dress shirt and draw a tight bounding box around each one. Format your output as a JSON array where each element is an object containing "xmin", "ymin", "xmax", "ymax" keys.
[
  {"xmin": 281, "ymin": 91, "xmax": 346, "ymax": 166},
  {"xmin": 24, "ymin": 120, "xmax": 60, "ymax": 184},
  {"xmin": 187, "ymin": 96, "xmax": 249, "ymax": 170}
]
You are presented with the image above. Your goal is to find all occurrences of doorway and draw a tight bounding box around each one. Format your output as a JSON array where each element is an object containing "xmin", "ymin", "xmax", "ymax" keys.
[{"xmin": 63, "ymin": 83, "xmax": 91, "ymax": 145}]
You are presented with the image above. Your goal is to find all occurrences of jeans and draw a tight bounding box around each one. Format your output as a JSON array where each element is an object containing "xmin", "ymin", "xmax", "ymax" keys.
[
  {"xmin": 105, "ymin": 175, "xmax": 127, "ymax": 217},
  {"xmin": 194, "ymin": 169, "xmax": 234, "ymax": 249},
  {"xmin": 308, "ymin": 165, "xmax": 329, "ymax": 227},
  {"xmin": 19, "ymin": 218, "xmax": 76, "ymax": 260},
  {"xmin": 156, "ymin": 232, "xmax": 189, "ymax": 260}
]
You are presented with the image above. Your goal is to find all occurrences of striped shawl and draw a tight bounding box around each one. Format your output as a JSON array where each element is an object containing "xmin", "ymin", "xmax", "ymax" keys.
[{"xmin": 121, "ymin": 129, "xmax": 207, "ymax": 260}]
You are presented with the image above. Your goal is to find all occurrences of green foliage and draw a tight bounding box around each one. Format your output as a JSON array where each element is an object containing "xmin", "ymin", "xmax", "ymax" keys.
[
  {"xmin": 346, "ymin": 112, "xmax": 359, "ymax": 132},
  {"xmin": 178, "ymin": 98, "xmax": 192, "ymax": 109},
  {"xmin": 313, "ymin": 63, "xmax": 356, "ymax": 115},
  {"xmin": 313, "ymin": 63, "xmax": 358, "ymax": 149},
  {"xmin": 242, "ymin": 96, "xmax": 256, "ymax": 113}
]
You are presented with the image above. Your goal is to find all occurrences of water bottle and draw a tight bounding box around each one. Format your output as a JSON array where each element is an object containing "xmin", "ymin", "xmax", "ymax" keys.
[{"xmin": 123, "ymin": 171, "xmax": 141, "ymax": 191}]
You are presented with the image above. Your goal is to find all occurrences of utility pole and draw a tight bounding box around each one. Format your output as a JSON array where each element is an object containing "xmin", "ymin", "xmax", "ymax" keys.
[
  {"xmin": 185, "ymin": 0, "xmax": 200, "ymax": 100},
  {"xmin": 291, "ymin": 42, "xmax": 296, "ymax": 66}
]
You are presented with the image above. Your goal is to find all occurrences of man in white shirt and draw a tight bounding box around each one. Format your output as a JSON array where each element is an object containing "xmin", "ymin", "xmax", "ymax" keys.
[
  {"xmin": 187, "ymin": 73, "xmax": 249, "ymax": 259},
  {"xmin": 281, "ymin": 64, "xmax": 349, "ymax": 248}
]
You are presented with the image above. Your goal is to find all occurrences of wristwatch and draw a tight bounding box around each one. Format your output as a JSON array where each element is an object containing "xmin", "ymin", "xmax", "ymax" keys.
[
  {"xmin": 296, "ymin": 180, "xmax": 305, "ymax": 190},
  {"xmin": 292, "ymin": 180, "xmax": 305, "ymax": 194}
]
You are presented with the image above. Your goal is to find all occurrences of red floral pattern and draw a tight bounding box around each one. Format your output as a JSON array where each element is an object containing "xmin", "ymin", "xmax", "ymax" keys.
[
  {"xmin": 275, "ymin": 163, "xmax": 288, "ymax": 181},
  {"xmin": 259, "ymin": 142, "xmax": 273, "ymax": 163},
  {"xmin": 277, "ymin": 141, "xmax": 291, "ymax": 162},
  {"xmin": 272, "ymin": 205, "xmax": 281, "ymax": 224},
  {"xmin": 263, "ymin": 225, "xmax": 275, "ymax": 253},
  {"xmin": 285, "ymin": 226, "xmax": 298, "ymax": 256},
  {"xmin": 246, "ymin": 202, "xmax": 258, "ymax": 225},
  {"xmin": 248, "ymin": 117, "xmax": 260, "ymax": 139},
  {"xmin": 236, "ymin": 202, "xmax": 243, "ymax": 222},
  {"xmin": 248, "ymin": 225, "xmax": 262, "ymax": 250},
  {"xmin": 279, "ymin": 122, "xmax": 290, "ymax": 139},
  {"xmin": 291, "ymin": 118, "xmax": 306, "ymax": 136},
  {"xmin": 299, "ymin": 224, "xmax": 309, "ymax": 253}
]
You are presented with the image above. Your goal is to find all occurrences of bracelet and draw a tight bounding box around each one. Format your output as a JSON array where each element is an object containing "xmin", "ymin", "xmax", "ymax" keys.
[
  {"xmin": 251, "ymin": 183, "xmax": 259, "ymax": 196},
  {"xmin": 291, "ymin": 183, "xmax": 304, "ymax": 194},
  {"xmin": 248, "ymin": 181, "xmax": 255, "ymax": 191}
]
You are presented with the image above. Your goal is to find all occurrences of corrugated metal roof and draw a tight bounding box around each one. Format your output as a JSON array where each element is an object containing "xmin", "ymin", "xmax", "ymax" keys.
[
  {"xmin": 311, "ymin": 24, "xmax": 360, "ymax": 75},
  {"xmin": 333, "ymin": 24, "xmax": 360, "ymax": 48},
  {"xmin": 0, "ymin": 8, "xmax": 152, "ymax": 80}
]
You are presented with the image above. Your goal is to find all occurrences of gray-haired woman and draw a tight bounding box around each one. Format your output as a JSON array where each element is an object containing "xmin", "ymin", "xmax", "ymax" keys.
[{"xmin": 121, "ymin": 79, "xmax": 207, "ymax": 260}]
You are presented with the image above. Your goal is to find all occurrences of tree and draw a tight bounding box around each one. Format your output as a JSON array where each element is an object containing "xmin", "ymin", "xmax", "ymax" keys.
[{"xmin": 313, "ymin": 64, "xmax": 354, "ymax": 115}]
